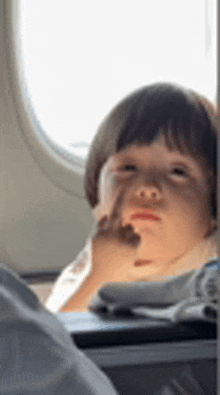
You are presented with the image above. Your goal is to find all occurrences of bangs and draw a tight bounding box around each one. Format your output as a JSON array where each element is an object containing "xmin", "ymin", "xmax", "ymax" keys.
[{"xmin": 115, "ymin": 86, "xmax": 216, "ymax": 172}]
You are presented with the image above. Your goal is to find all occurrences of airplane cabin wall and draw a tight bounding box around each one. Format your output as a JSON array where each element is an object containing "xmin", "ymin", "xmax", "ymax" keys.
[{"xmin": 0, "ymin": 0, "xmax": 94, "ymax": 273}]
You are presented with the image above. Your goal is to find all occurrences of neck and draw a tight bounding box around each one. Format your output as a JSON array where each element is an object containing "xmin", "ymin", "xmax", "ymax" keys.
[
  {"xmin": 93, "ymin": 232, "xmax": 217, "ymax": 283},
  {"xmin": 135, "ymin": 235, "xmax": 217, "ymax": 281}
]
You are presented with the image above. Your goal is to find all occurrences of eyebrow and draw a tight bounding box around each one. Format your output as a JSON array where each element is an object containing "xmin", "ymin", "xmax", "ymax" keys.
[{"xmin": 117, "ymin": 151, "xmax": 198, "ymax": 164}]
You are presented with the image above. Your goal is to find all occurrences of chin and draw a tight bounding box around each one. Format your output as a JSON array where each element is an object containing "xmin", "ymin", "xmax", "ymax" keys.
[{"xmin": 128, "ymin": 264, "xmax": 164, "ymax": 282}]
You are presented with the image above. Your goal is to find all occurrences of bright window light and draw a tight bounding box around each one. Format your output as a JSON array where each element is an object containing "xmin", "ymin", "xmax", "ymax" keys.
[{"xmin": 20, "ymin": 0, "xmax": 216, "ymax": 160}]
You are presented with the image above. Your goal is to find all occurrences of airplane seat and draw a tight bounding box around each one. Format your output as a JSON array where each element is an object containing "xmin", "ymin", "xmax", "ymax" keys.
[{"xmin": 57, "ymin": 311, "xmax": 216, "ymax": 395}]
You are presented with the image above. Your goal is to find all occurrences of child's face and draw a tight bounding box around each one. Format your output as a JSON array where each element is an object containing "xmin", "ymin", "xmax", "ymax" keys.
[{"xmin": 93, "ymin": 134, "xmax": 215, "ymax": 265}]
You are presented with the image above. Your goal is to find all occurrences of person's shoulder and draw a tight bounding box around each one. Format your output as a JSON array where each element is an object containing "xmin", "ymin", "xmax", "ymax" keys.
[
  {"xmin": 0, "ymin": 262, "xmax": 20, "ymax": 279},
  {"xmin": 0, "ymin": 263, "xmax": 118, "ymax": 395}
]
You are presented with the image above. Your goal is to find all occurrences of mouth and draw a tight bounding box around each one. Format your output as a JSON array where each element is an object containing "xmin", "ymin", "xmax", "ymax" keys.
[
  {"xmin": 130, "ymin": 211, "xmax": 160, "ymax": 221},
  {"xmin": 134, "ymin": 260, "xmax": 152, "ymax": 267}
]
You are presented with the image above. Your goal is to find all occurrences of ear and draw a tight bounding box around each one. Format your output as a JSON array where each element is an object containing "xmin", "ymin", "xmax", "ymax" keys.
[
  {"xmin": 208, "ymin": 218, "xmax": 217, "ymax": 236},
  {"xmin": 204, "ymin": 217, "xmax": 217, "ymax": 238},
  {"xmin": 210, "ymin": 218, "xmax": 217, "ymax": 229}
]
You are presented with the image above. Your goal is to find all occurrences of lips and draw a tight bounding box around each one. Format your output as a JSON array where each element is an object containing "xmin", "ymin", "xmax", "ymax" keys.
[
  {"xmin": 131, "ymin": 211, "xmax": 160, "ymax": 221},
  {"xmin": 134, "ymin": 260, "xmax": 152, "ymax": 267}
]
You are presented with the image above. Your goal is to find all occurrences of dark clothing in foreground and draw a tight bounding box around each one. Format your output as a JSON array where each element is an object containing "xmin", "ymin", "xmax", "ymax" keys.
[{"xmin": 0, "ymin": 263, "xmax": 118, "ymax": 395}]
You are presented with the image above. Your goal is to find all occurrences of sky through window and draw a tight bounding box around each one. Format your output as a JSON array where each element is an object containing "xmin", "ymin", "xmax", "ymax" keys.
[{"xmin": 20, "ymin": 0, "xmax": 216, "ymax": 159}]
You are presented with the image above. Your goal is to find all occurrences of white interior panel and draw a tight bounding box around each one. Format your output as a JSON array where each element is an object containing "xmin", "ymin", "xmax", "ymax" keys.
[{"xmin": 1, "ymin": 0, "xmax": 93, "ymax": 272}]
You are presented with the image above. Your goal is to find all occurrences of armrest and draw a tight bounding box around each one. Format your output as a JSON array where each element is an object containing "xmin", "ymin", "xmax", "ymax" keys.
[{"xmin": 56, "ymin": 311, "xmax": 216, "ymax": 349}]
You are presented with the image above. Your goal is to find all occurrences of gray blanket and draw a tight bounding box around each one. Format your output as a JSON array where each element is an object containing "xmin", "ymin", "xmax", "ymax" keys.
[{"xmin": 90, "ymin": 260, "xmax": 219, "ymax": 323}]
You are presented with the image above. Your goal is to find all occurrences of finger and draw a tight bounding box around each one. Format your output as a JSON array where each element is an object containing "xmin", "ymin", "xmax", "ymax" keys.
[
  {"xmin": 92, "ymin": 204, "xmax": 110, "ymax": 222},
  {"xmin": 90, "ymin": 215, "xmax": 109, "ymax": 239},
  {"xmin": 119, "ymin": 224, "xmax": 141, "ymax": 246},
  {"xmin": 108, "ymin": 187, "xmax": 126, "ymax": 234},
  {"xmin": 98, "ymin": 215, "xmax": 109, "ymax": 233}
]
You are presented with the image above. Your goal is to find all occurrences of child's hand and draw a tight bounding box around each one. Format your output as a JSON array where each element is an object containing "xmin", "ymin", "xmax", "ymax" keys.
[{"xmin": 92, "ymin": 188, "xmax": 141, "ymax": 246}]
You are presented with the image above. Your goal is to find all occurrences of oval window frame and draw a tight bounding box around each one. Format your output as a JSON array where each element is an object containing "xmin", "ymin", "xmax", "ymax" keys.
[{"xmin": 3, "ymin": 0, "xmax": 86, "ymax": 199}]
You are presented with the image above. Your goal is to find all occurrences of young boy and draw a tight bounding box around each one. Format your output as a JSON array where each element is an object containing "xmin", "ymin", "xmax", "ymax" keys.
[{"xmin": 46, "ymin": 82, "xmax": 217, "ymax": 313}]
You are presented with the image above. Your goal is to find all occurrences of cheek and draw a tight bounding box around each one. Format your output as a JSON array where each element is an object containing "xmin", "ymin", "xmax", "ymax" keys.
[{"xmin": 169, "ymin": 180, "xmax": 210, "ymax": 220}]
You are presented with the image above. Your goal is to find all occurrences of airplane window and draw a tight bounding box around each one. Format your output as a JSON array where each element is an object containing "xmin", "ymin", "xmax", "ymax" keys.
[{"xmin": 20, "ymin": 0, "xmax": 216, "ymax": 161}]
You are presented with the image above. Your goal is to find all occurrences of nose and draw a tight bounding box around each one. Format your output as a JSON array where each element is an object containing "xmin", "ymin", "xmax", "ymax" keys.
[
  {"xmin": 135, "ymin": 185, "xmax": 161, "ymax": 201},
  {"xmin": 123, "ymin": 172, "xmax": 164, "ymax": 209}
]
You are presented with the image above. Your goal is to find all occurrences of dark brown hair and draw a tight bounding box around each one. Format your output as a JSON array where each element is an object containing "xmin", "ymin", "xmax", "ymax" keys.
[{"xmin": 84, "ymin": 82, "xmax": 217, "ymax": 218}]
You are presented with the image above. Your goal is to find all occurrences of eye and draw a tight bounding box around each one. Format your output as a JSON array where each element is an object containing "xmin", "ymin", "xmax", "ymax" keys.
[
  {"xmin": 122, "ymin": 164, "xmax": 137, "ymax": 172},
  {"xmin": 170, "ymin": 167, "xmax": 189, "ymax": 178},
  {"xmin": 124, "ymin": 165, "xmax": 137, "ymax": 171}
]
